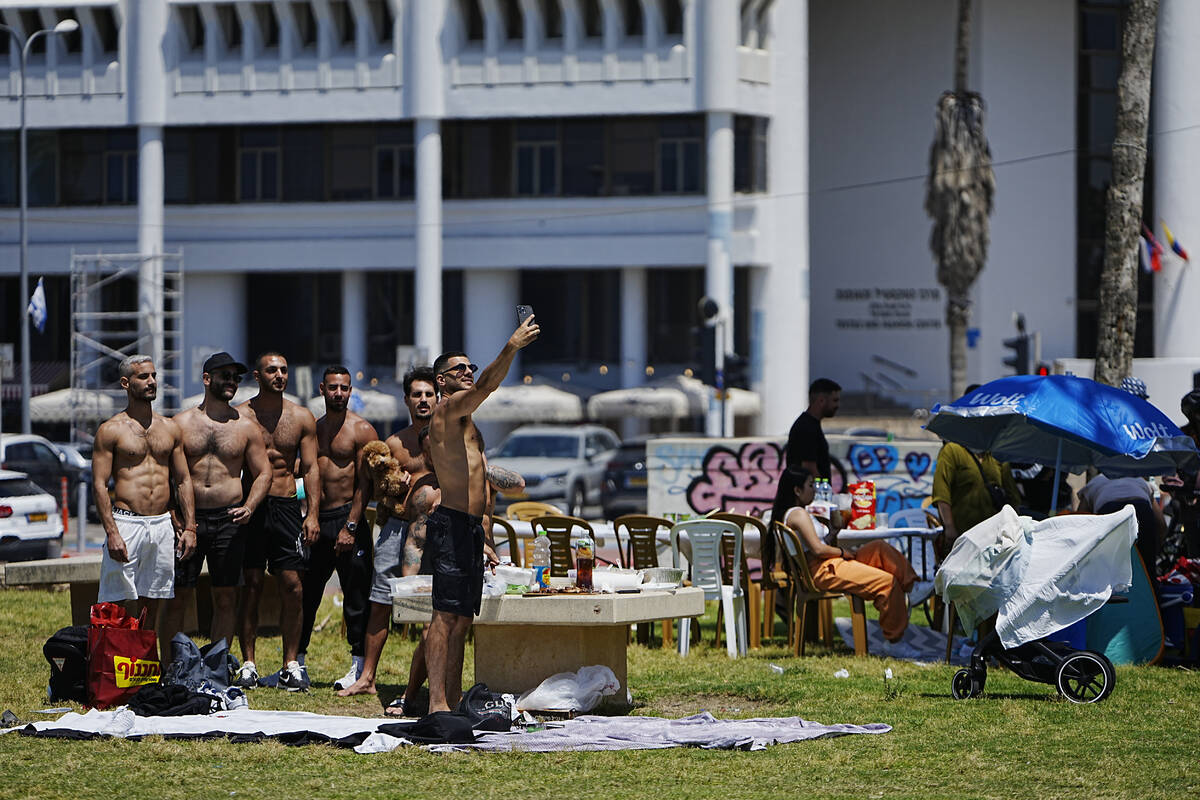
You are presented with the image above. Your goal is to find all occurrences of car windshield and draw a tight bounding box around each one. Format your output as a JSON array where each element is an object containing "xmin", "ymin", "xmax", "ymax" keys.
[
  {"xmin": 0, "ymin": 478, "xmax": 45, "ymax": 497},
  {"xmin": 496, "ymin": 435, "xmax": 579, "ymax": 459}
]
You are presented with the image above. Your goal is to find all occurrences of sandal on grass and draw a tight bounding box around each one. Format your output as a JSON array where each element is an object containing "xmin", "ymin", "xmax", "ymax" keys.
[{"xmin": 384, "ymin": 697, "xmax": 408, "ymax": 718}]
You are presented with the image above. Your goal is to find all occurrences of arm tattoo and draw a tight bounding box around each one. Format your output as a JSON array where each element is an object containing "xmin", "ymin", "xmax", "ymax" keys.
[
  {"xmin": 486, "ymin": 465, "xmax": 525, "ymax": 491},
  {"xmin": 402, "ymin": 517, "xmax": 427, "ymax": 567}
]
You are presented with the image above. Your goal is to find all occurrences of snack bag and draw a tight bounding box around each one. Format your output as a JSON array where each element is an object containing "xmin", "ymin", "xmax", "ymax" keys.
[{"xmin": 848, "ymin": 481, "xmax": 876, "ymax": 530}]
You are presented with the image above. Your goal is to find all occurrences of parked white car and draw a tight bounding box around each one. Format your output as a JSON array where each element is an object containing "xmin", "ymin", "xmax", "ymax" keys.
[
  {"xmin": 0, "ymin": 469, "xmax": 64, "ymax": 561},
  {"xmin": 488, "ymin": 425, "xmax": 620, "ymax": 517}
]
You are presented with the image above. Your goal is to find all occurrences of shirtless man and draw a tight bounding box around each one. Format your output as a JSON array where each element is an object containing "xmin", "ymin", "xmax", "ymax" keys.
[
  {"xmin": 93, "ymin": 355, "xmax": 196, "ymax": 665},
  {"xmin": 384, "ymin": 430, "xmax": 526, "ymax": 717},
  {"xmin": 234, "ymin": 352, "xmax": 321, "ymax": 692},
  {"xmin": 298, "ymin": 366, "xmax": 379, "ymax": 691},
  {"xmin": 338, "ymin": 366, "xmax": 434, "ymax": 701},
  {"xmin": 164, "ymin": 352, "xmax": 271, "ymax": 657},
  {"xmin": 425, "ymin": 318, "xmax": 539, "ymax": 712}
]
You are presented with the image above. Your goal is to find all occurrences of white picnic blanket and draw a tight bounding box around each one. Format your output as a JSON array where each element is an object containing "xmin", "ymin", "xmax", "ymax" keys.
[{"xmin": 7, "ymin": 708, "xmax": 890, "ymax": 753}]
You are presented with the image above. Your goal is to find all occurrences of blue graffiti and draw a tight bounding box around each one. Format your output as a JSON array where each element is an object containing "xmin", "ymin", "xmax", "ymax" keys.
[
  {"xmin": 849, "ymin": 444, "xmax": 898, "ymax": 479},
  {"xmin": 904, "ymin": 451, "xmax": 932, "ymax": 483}
]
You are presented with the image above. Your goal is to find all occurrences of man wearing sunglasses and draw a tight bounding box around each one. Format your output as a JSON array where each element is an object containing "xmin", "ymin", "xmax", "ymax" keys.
[
  {"xmin": 425, "ymin": 316, "xmax": 540, "ymax": 713},
  {"xmin": 163, "ymin": 352, "xmax": 272, "ymax": 662}
]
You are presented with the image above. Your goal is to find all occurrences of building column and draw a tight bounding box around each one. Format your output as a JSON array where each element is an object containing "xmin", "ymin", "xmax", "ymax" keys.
[
  {"xmin": 759, "ymin": 0, "xmax": 808, "ymax": 435},
  {"xmin": 464, "ymin": 270, "xmax": 521, "ymax": 378},
  {"xmin": 411, "ymin": 0, "xmax": 446, "ymax": 362},
  {"xmin": 1154, "ymin": 0, "xmax": 1200, "ymax": 356},
  {"xmin": 620, "ymin": 267, "xmax": 648, "ymax": 390},
  {"xmin": 341, "ymin": 270, "xmax": 367, "ymax": 377},
  {"xmin": 130, "ymin": 0, "xmax": 167, "ymax": 384}
]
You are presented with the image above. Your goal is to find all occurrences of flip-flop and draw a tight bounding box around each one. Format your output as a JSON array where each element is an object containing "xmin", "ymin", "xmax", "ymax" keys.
[{"xmin": 384, "ymin": 697, "xmax": 408, "ymax": 718}]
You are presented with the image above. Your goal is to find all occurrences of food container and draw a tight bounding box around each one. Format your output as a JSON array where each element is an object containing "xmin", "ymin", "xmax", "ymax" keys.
[
  {"xmin": 592, "ymin": 568, "xmax": 642, "ymax": 592},
  {"xmin": 640, "ymin": 567, "xmax": 685, "ymax": 588},
  {"xmin": 388, "ymin": 575, "xmax": 433, "ymax": 596},
  {"xmin": 493, "ymin": 564, "xmax": 534, "ymax": 594},
  {"xmin": 547, "ymin": 576, "xmax": 573, "ymax": 589}
]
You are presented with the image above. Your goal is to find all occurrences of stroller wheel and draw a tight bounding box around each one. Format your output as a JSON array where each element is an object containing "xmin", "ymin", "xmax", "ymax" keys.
[
  {"xmin": 951, "ymin": 668, "xmax": 985, "ymax": 699},
  {"xmin": 1055, "ymin": 651, "xmax": 1115, "ymax": 704}
]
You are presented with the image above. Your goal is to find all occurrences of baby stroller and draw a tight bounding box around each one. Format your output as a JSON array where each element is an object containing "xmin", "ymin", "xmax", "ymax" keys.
[
  {"xmin": 950, "ymin": 623, "xmax": 1115, "ymax": 703},
  {"xmin": 936, "ymin": 505, "xmax": 1137, "ymax": 704}
]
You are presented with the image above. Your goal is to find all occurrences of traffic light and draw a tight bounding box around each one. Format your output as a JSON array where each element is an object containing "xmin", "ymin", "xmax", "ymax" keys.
[
  {"xmin": 724, "ymin": 352, "xmax": 750, "ymax": 389},
  {"xmin": 690, "ymin": 325, "xmax": 716, "ymax": 385},
  {"xmin": 1002, "ymin": 333, "xmax": 1030, "ymax": 375}
]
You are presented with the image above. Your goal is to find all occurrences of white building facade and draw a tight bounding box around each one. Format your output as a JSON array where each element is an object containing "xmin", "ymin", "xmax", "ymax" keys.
[{"xmin": 0, "ymin": 0, "xmax": 1188, "ymax": 435}]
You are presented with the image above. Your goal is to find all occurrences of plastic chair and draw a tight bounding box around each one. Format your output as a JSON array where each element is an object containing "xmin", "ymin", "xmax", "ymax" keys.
[
  {"xmin": 670, "ymin": 519, "xmax": 747, "ymax": 658},
  {"xmin": 613, "ymin": 515, "xmax": 674, "ymax": 647},
  {"xmin": 773, "ymin": 521, "xmax": 868, "ymax": 657},
  {"xmin": 530, "ymin": 515, "xmax": 594, "ymax": 577},
  {"xmin": 708, "ymin": 512, "xmax": 767, "ymax": 650},
  {"xmin": 492, "ymin": 517, "xmax": 520, "ymax": 567},
  {"xmin": 506, "ymin": 501, "xmax": 564, "ymax": 521}
]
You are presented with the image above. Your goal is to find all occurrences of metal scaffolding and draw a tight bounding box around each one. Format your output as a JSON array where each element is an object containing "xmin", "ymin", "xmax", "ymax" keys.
[{"xmin": 68, "ymin": 250, "xmax": 184, "ymax": 442}]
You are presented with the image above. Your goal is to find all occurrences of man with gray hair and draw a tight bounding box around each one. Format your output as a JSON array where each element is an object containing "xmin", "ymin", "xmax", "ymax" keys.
[{"xmin": 93, "ymin": 355, "xmax": 196, "ymax": 666}]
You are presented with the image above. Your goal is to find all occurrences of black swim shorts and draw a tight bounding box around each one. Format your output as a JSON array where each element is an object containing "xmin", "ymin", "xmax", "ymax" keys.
[
  {"xmin": 242, "ymin": 495, "xmax": 307, "ymax": 574},
  {"xmin": 175, "ymin": 506, "xmax": 245, "ymax": 588},
  {"xmin": 425, "ymin": 506, "xmax": 485, "ymax": 617}
]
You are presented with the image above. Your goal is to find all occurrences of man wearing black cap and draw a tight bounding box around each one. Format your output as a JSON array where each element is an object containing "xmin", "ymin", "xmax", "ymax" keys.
[{"xmin": 162, "ymin": 352, "xmax": 272, "ymax": 660}]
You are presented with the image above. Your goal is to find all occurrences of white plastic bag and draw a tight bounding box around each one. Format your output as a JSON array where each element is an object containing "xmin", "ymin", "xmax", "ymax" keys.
[
  {"xmin": 515, "ymin": 665, "xmax": 619, "ymax": 712},
  {"xmin": 481, "ymin": 570, "xmax": 506, "ymax": 599}
]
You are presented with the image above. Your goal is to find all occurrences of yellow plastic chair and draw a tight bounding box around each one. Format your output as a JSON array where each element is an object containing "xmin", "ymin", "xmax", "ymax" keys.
[
  {"xmin": 612, "ymin": 514, "xmax": 675, "ymax": 647},
  {"xmin": 506, "ymin": 501, "xmax": 565, "ymax": 522},
  {"xmin": 492, "ymin": 517, "xmax": 520, "ymax": 566},
  {"xmin": 709, "ymin": 512, "xmax": 768, "ymax": 649}
]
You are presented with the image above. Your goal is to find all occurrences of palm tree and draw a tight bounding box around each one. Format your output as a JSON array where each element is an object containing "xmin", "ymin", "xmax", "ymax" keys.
[
  {"xmin": 926, "ymin": 0, "xmax": 995, "ymax": 401},
  {"xmin": 1094, "ymin": 0, "xmax": 1158, "ymax": 387}
]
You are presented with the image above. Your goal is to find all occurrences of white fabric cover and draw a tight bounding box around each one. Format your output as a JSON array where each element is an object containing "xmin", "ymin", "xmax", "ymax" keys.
[{"xmin": 935, "ymin": 505, "xmax": 1137, "ymax": 648}]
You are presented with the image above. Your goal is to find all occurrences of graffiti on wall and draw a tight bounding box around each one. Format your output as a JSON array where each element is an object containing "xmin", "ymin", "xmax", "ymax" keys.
[{"xmin": 648, "ymin": 436, "xmax": 942, "ymax": 518}]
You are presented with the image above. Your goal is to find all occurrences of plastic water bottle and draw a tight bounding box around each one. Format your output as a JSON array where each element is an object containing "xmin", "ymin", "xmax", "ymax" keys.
[{"xmin": 531, "ymin": 535, "xmax": 551, "ymax": 590}]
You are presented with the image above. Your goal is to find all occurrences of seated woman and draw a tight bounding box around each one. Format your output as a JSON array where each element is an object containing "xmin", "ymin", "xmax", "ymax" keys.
[{"xmin": 771, "ymin": 465, "xmax": 921, "ymax": 659}]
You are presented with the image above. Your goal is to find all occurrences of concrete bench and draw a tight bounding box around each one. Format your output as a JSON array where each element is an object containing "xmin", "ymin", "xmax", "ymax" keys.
[
  {"xmin": 393, "ymin": 587, "xmax": 705, "ymax": 709},
  {"xmin": 0, "ymin": 555, "xmax": 284, "ymax": 635}
]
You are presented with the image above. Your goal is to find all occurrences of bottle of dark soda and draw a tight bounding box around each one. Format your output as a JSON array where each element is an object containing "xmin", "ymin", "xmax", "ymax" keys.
[{"xmin": 575, "ymin": 533, "xmax": 594, "ymax": 591}]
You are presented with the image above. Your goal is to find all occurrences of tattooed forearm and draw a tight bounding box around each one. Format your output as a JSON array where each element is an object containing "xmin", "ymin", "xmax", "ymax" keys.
[{"xmin": 486, "ymin": 465, "xmax": 525, "ymax": 492}]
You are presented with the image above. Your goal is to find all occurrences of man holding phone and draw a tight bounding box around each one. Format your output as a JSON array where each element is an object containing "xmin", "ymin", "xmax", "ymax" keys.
[{"xmin": 423, "ymin": 310, "xmax": 539, "ymax": 713}]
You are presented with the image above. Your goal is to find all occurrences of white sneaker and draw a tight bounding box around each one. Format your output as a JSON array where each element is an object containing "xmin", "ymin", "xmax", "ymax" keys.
[
  {"xmin": 883, "ymin": 640, "xmax": 924, "ymax": 661},
  {"xmin": 234, "ymin": 661, "xmax": 259, "ymax": 689},
  {"xmin": 333, "ymin": 656, "xmax": 364, "ymax": 691}
]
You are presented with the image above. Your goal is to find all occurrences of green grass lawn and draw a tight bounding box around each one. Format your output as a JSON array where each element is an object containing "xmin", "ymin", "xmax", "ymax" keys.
[{"xmin": 0, "ymin": 586, "xmax": 1196, "ymax": 800}]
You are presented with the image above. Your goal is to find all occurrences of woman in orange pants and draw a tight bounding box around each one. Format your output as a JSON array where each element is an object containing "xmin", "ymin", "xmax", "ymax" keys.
[{"xmin": 771, "ymin": 466, "xmax": 920, "ymax": 658}]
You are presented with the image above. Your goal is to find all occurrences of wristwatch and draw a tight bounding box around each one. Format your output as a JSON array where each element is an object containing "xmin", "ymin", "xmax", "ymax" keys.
[{"xmin": 345, "ymin": 521, "xmax": 358, "ymax": 532}]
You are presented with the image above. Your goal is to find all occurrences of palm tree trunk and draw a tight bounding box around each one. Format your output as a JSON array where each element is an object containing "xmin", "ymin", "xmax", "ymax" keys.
[
  {"xmin": 947, "ymin": 289, "xmax": 970, "ymax": 399},
  {"xmin": 1095, "ymin": 0, "xmax": 1158, "ymax": 386},
  {"xmin": 953, "ymin": 0, "xmax": 969, "ymax": 95}
]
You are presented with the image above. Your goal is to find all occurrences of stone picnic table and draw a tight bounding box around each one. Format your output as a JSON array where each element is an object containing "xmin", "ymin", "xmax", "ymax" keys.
[{"xmin": 392, "ymin": 587, "xmax": 705, "ymax": 710}]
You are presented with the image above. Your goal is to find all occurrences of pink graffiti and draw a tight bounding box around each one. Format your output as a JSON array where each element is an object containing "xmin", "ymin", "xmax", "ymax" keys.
[{"xmin": 686, "ymin": 442, "xmax": 784, "ymax": 516}]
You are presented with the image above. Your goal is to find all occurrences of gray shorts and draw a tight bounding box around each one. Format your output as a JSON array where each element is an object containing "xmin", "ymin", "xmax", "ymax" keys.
[{"xmin": 369, "ymin": 517, "xmax": 408, "ymax": 605}]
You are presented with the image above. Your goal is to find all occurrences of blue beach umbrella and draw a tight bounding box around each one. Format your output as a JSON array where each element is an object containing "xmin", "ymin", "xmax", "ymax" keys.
[{"xmin": 925, "ymin": 374, "xmax": 1199, "ymax": 512}]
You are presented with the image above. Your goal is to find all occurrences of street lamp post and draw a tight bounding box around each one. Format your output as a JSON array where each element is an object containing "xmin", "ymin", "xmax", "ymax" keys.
[{"xmin": 1, "ymin": 18, "xmax": 78, "ymax": 434}]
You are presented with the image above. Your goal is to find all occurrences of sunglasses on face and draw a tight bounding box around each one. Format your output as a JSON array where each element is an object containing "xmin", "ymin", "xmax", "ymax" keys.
[{"xmin": 440, "ymin": 363, "xmax": 479, "ymax": 377}]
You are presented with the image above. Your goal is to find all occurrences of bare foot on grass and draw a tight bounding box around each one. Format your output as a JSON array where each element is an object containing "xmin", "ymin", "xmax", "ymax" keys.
[{"xmin": 336, "ymin": 678, "xmax": 377, "ymax": 697}]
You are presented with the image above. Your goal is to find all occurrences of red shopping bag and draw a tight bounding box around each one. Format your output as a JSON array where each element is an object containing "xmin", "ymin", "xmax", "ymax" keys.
[{"xmin": 87, "ymin": 603, "xmax": 160, "ymax": 708}]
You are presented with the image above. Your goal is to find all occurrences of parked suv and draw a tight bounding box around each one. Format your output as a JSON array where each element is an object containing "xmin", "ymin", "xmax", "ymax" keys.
[
  {"xmin": 0, "ymin": 469, "xmax": 64, "ymax": 561},
  {"xmin": 488, "ymin": 425, "xmax": 620, "ymax": 517},
  {"xmin": 601, "ymin": 437, "xmax": 652, "ymax": 520},
  {"xmin": 0, "ymin": 434, "xmax": 80, "ymax": 510}
]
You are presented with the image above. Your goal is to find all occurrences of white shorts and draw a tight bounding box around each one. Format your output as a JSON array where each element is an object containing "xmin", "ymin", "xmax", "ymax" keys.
[{"xmin": 98, "ymin": 512, "xmax": 176, "ymax": 602}]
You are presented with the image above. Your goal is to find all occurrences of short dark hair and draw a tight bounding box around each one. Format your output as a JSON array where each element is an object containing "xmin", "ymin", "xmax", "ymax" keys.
[
  {"xmin": 809, "ymin": 378, "xmax": 841, "ymax": 397},
  {"xmin": 403, "ymin": 366, "xmax": 437, "ymax": 395},
  {"xmin": 433, "ymin": 351, "xmax": 468, "ymax": 377},
  {"xmin": 255, "ymin": 351, "xmax": 286, "ymax": 371},
  {"xmin": 965, "ymin": 383, "xmax": 982, "ymax": 394},
  {"xmin": 323, "ymin": 365, "xmax": 351, "ymax": 382}
]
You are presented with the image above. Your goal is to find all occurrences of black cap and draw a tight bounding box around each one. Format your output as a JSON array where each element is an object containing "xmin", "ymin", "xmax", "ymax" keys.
[{"xmin": 203, "ymin": 351, "xmax": 248, "ymax": 375}]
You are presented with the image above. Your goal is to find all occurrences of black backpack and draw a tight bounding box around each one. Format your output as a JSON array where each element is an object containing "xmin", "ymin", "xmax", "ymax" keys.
[
  {"xmin": 43, "ymin": 625, "xmax": 89, "ymax": 704},
  {"xmin": 457, "ymin": 682, "xmax": 514, "ymax": 732}
]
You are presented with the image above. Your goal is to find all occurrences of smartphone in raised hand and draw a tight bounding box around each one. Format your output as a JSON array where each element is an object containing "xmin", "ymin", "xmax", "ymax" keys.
[{"xmin": 517, "ymin": 304, "xmax": 535, "ymax": 326}]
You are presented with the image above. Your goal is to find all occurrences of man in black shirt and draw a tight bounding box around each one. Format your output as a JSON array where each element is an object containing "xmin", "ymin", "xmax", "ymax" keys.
[{"xmin": 786, "ymin": 378, "xmax": 841, "ymax": 480}]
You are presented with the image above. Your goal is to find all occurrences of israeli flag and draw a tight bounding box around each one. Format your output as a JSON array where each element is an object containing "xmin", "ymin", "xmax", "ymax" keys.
[{"xmin": 27, "ymin": 277, "xmax": 47, "ymax": 333}]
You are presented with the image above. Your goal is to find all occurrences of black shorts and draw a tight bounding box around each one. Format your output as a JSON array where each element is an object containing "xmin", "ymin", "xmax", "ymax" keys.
[
  {"xmin": 426, "ymin": 507, "xmax": 484, "ymax": 617},
  {"xmin": 242, "ymin": 496, "xmax": 307, "ymax": 574},
  {"xmin": 175, "ymin": 506, "xmax": 245, "ymax": 589}
]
